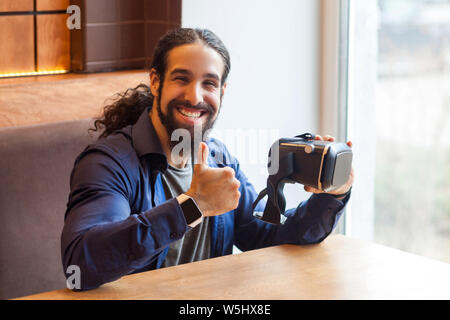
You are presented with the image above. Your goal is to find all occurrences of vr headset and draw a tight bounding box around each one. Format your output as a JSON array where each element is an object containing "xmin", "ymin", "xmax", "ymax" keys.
[{"xmin": 252, "ymin": 133, "xmax": 353, "ymax": 225}]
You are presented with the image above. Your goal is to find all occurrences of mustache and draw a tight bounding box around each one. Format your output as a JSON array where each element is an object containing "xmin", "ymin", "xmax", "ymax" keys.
[{"xmin": 167, "ymin": 99, "xmax": 215, "ymax": 114}]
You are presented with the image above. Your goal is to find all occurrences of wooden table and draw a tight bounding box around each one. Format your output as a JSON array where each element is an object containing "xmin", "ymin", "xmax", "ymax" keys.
[{"xmin": 16, "ymin": 235, "xmax": 450, "ymax": 300}]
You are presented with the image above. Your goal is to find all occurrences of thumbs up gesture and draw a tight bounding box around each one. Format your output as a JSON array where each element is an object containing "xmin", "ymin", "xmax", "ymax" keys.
[{"xmin": 185, "ymin": 142, "xmax": 241, "ymax": 216}]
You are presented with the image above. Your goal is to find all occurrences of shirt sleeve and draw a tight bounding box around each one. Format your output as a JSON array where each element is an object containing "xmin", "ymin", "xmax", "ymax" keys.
[
  {"xmin": 232, "ymin": 157, "xmax": 350, "ymax": 252},
  {"xmin": 61, "ymin": 150, "xmax": 189, "ymax": 290}
]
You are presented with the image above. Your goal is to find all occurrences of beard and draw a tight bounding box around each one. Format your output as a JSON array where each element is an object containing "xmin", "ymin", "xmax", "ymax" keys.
[{"xmin": 156, "ymin": 94, "xmax": 220, "ymax": 162}]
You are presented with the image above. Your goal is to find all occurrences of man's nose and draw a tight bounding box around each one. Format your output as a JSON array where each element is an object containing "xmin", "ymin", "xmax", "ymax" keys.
[{"xmin": 184, "ymin": 83, "xmax": 203, "ymax": 106}]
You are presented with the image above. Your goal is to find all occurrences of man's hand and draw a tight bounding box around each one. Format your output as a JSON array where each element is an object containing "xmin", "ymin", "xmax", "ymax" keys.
[
  {"xmin": 184, "ymin": 142, "xmax": 241, "ymax": 216},
  {"xmin": 303, "ymin": 134, "xmax": 354, "ymax": 196}
]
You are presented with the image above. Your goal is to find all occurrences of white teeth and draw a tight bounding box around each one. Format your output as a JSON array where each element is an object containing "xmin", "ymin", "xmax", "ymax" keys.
[{"xmin": 178, "ymin": 108, "xmax": 202, "ymax": 118}]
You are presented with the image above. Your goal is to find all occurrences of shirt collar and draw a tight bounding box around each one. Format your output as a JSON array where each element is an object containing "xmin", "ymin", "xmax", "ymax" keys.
[{"xmin": 131, "ymin": 107, "xmax": 168, "ymax": 171}]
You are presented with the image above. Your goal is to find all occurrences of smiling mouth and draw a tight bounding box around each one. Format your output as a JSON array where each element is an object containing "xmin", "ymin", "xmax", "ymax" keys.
[{"xmin": 176, "ymin": 106, "xmax": 207, "ymax": 119}]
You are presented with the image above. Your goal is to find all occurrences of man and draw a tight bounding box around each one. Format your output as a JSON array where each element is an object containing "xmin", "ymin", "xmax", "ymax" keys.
[{"xmin": 61, "ymin": 28, "xmax": 354, "ymax": 290}]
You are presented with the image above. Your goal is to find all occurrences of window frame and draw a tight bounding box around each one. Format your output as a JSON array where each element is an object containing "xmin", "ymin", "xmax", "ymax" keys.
[{"xmin": 319, "ymin": 0, "xmax": 351, "ymax": 234}]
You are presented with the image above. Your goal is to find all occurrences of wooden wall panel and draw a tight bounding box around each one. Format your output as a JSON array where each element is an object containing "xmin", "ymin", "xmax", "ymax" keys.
[
  {"xmin": 36, "ymin": 0, "xmax": 70, "ymax": 11},
  {"xmin": 0, "ymin": 16, "xmax": 35, "ymax": 74},
  {"xmin": 72, "ymin": 0, "xmax": 181, "ymax": 73},
  {"xmin": 0, "ymin": 0, "xmax": 34, "ymax": 12},
  {"xmin": 36, "ymin": 14, "xmax": 71, "ymax": 71}
]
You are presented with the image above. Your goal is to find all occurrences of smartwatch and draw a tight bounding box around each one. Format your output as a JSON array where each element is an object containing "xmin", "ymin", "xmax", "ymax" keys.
[{"xmin": 179, "ymin": 196, "xmax": 203, "ymax": 228}]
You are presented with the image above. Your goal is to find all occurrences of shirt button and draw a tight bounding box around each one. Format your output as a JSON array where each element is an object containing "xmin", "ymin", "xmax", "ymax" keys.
[{"xmin": 170, "ymin": 232, "xmax": 177, "ymax": 239}]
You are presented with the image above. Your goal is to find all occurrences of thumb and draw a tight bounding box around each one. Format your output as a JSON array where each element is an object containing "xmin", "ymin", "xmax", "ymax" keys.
[{"xmin": 194, "ymin": 142, "xmax": 209, "ymax": 169}]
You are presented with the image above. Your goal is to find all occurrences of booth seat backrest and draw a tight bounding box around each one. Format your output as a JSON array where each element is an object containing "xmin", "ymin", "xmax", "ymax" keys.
[{"xmin": 0, "ymin": 119, "xmax": 97, "ymax": 299}]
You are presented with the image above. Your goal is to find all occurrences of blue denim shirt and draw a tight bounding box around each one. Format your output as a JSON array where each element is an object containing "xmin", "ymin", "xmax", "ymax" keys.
[{"xmin": 61, "ymin": 108, "xmax": 350, "ymax": 290}]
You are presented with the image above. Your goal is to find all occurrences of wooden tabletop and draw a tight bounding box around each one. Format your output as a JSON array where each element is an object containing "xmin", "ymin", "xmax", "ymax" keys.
[{"xmin": 16, "ymin": 235, "xmax": 450, "ymax": 300}]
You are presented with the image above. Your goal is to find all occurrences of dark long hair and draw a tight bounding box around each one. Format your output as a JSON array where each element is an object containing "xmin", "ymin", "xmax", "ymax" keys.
[{"xmin": 90, "ymin": 28, "xmax": 231, "ymax": 138}]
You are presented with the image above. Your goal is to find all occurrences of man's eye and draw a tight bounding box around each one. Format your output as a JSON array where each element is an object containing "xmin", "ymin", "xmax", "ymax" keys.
[
  {"xmin": 204, "ymin": 81, "xmax": 218, "ymax": 88},
  {"xmin": 174, "ymin": 77, "xmax": 188, "ymax": 83}
]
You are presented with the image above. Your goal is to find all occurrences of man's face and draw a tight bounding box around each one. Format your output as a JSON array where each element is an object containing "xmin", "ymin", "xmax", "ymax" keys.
[{"xmin": 151, "ymin": 42, "xmax": 226, "ymax": 148}]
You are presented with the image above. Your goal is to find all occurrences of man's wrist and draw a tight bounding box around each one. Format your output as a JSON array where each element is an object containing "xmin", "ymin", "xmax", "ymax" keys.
[
  {"xmin": 184, "ymin": 190, "xmax": 209, "ymax": 216},
  {"xmin": 327, "ymin": 187, "xmax": 352, "ymax": 200},
  {"xmin": 177, "ymin": 194, "xmax": 203, "ymax": 228}
]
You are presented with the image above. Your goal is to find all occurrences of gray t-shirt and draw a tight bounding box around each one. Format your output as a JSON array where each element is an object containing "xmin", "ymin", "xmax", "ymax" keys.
[{"xmin": 160, "ymin": 163, "xmax": 211, "ymax": 268}]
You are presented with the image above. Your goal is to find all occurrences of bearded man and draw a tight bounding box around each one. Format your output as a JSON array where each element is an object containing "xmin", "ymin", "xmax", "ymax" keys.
[{"xmin": 61, "ymin": 28, "xmax": 354, "ymax": 290}]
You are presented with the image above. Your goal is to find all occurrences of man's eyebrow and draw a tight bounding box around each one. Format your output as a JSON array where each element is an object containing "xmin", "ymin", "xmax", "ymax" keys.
[
  {"xmin": 204, "ymin": 73, "xmax": 220, "ymax": 81},
  {"xmin": 170, "ymin": 68, "xmax": 220, "ymax": 81},
  {"xmin": 170, "ymin": 68, "xmax": 192, "ymax": 76}
]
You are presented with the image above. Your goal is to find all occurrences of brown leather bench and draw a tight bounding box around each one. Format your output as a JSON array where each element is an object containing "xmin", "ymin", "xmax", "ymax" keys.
[{"xmin": 0, "ymin": 119, "xmax": 97, "ymax": 299}]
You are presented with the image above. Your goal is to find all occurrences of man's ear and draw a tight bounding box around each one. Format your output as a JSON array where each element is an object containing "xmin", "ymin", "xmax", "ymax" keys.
[
  {"xmin": 220, "ymin": 82, "xmax": 227, "ymax": 100},
  {"xmin": 149, "ymin": 68, "xmax": 160, "ymax": 97}
]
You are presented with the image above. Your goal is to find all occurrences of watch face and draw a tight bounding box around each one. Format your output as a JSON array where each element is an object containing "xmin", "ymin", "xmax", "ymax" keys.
[{"xmin": 180, "ymin": 198, "xmax": 202, "ymax": 225}]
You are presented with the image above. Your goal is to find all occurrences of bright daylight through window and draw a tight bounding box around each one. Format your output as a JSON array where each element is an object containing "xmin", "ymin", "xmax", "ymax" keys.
[{"xmin": 349, "ymin": 0, "xmax": 450, "ymax": 263}]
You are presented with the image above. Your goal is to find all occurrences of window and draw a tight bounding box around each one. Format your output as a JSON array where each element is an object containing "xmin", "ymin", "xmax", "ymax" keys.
[{"xmin": 346, "ymin": 0, "xmax": 450, "ymax": 263}]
